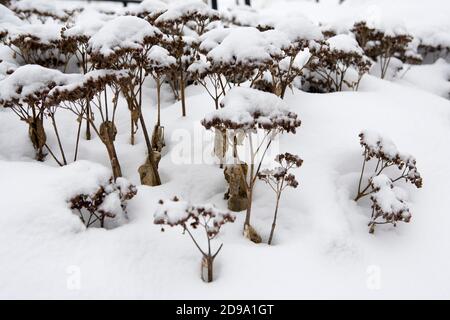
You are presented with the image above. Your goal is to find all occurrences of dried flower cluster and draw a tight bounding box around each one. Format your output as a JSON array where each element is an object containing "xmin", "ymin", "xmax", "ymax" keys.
[
  {"xmin": 368, "ymin": 175, "xmax": 412, "ymax": 234},
  {"xmin": 305, "ymin": 36, "xmax": 372, "ymax": 92},
  {"xmin": 154, "ymin": 196, "xmax": 235, "ymax": 282},
  {"xmin": 70, "ymin": 177, "xmax": 137, "ymax": 228},
  {"xmin": 351, "ymin": 21, "xmax": 422, "ymax": 79},
  {"xmin": 355, "ymin": 131, "xmax": 423, "ymax": 233},
  {"xmin": 201, "ymin": 87, "xmax": 301, "ymax": 242}
]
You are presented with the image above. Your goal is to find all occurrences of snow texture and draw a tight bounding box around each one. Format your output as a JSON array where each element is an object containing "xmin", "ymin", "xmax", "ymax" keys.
[{"xmin": 0, "ymin": 0, "xmax": 450, "ymax": 300}]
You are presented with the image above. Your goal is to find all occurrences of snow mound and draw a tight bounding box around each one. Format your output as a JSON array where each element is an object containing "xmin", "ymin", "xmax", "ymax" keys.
[
  {"xmin": 88, "ymin": 16, "xmax": 162, "ymax": 57},
  {"xmin": 327, "ymin": 34, "xmax": 363, "ymax": 54}
]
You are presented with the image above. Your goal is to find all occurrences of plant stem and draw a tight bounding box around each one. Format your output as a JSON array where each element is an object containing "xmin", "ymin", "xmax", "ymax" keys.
[{"xmin": 268, "ymin": 192, "xmax": 281, "ymax": 245}]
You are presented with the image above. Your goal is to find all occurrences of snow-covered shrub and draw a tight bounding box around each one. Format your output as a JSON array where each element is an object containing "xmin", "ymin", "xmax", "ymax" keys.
[
  {"xmin": 306, "ymin": 34, "xmax": 372, "ymax": 92},
  {"xmin": 0, "ymin": 43, "xmax": 18, "ymax": 81},
  {"xmin": 70, "ymin": 177, "xmax": 137, "ymax": 228},
  {"xmin": 88, "ymin": 16, "xmax": 163, "ymax": 185},
  {"xmin": 127, "ymin": 0, "xmax": 168, "ymax": 24},
  {"xmin": 46, "ymin": 69, "xmax": 131, "ymax": 179},
  {"xmin": 155, "ymin": 0, "xmax": 219, "ymax": 117},
  {"xmin": 417, "ymin": 32, "xmax": 450, "ymax": 64},
  {"xmin": 201, "ymin": 26, "xmax": 283, "ymax": 89},
  {"xmin": 221, "ymin": 5, "xmax": 272, "ymax": 31},
  {"xmin": 144, "ymin": 45, "xmax": 176, "ymax": 152},
  {"xmin": 367, "ymin": 174, "xmax": 412, "ymax": 234},
  {"xmin": 258, "ymin": 153, "xmax": 302, "ymax": 244},
  {"xmin": 61, "ymin": 9, "xmax": 114, "ymax": 74},
  {"xmin": 156, "ymin": 0, "xmax": 219, "ymax": 36},
  {"xmin": 8, "ymin": 0, "xmax": 82, "ymax": 23},
  {"xmin": 201, "ymin": 87, "xmax": 301, "ymax": 242},
  {"xmin": 88, "ymin": 16, "xmax": 162, "ymax": 146},
  {"xmin": 154, "ymin": 196, "xmax": 235, "ymax": 282},
  {"xmin": 0, "ymin": 64, "xmax": 74, "ymax": 162},
  {"xmin": 354, "ymin": 131, "xmax": 423, "ymax": 233},
  {"xmin": 1, "ymin": 22, "xmax": 74, "ymax": 69},
  {"xmin": 60, "ymin": 9, "xmax": 114, "ymax": 141},
  {"xmin": 269, "ymin": 17, "xmax": 323, "ymax": 98},
  {"xmin": 188, "ymin": 57, "xmax": 226, "ymax": 110},
  {"xmin": 351, "ymin": 21, "xmax": 422, "ymax": 79}
]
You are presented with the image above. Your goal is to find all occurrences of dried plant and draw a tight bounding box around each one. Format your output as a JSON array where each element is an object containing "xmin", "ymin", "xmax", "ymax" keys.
[
  {"xmin": 0, "ymin": 65, "xmax": 73, "ymax": 163},
  {"xmin": 267, "ymin": 20, "xmax": 323, "ymax": 98},
  {"xmin": 87, "ymin": 16, "xmax": 164, "ymax": 185},
  {"xmin": 367, "ymin": 175, "xmax": 412, "ymax": 234},
  {"xmin": 70, "ymin": 177, "xmax": 137, "ymax": 228},
  {"xmin": 352, "ymin": 21, "xmax": 422, "ymax": 79},
  {"xmin": 144, "ymin": 45, "xmax": 176, "ymax": 152},
  {"xmin": 201, "ymin": 87, "xmax": 301, "ymax": 242},
  {"xmin": 47, "ymin": 70, "xmax": 131, "ymax": 179},
  {"xmin": 154, "ymin": 196, "xmax": 235, "ymax": 282},
  {"xmin": 189, "ymin": 59, "xmax": 227, "ymax": 110},
  {"xmin": 354, "ymin": 131, "xmax": 423, "ymax": 233},
  {"xmin": 88, "ymin": 16, "xmax": 163, "ymax": 147},
  {"xmin": 127, "ymin": 0, "xmax": 168, "ymax": 24},
  {"xmin": 418, "ymin": 43, "xmax": 450, "ymax": 63},
  {"xmin": 9, "ymin": 0, "xmax": 81, "ymax": 23},
  {"xmin": 60, "ymin": 26, "xmax": 93, "ymax": 142},
  {"xmin": 306, "ymin": 38, "xmax": 372, "ymax": 92},
  {"xmin": 1, "ymin": 24, "xmax": 75, "ymax": 70},
  {"xmin": 258, "ymin": 153, "xmax": 302, "ymax": 244},
  {"xmin": 155, "ymin": 1, "xmax": 220, "ymax": 116}
]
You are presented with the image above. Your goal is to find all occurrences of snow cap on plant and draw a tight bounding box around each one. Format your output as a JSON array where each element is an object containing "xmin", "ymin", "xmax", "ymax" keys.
[
  {"xmin": 368, "ymin": 174, "xmax": 412, "ymax": 233},
  {"xmin": 9, "ymin": 0, "xmax": 82, "ymax": 23},
  {"xmin": 201, "ymin": 87, "xmax": 301, "ymax": 133},
  {"xmin": 46, "ymin": 69, "xmax": 131, "ymax": 106},
  {"xmin": 127, "ymin": 0, "xmax": 168, "ymax": 23},
  {"xmin": 154, "ymin": 196, "xmax": 235, "ymax": 237},
  {"xmin": 0, "ymin": 64, "xmax": 69, "ymax": 106},
  {"xmin": 155, "ymin": 0, "xmax": 219, "ymax": 27},
  {"xmin": 88, "ymin": 16, "xmax": 163, "ymax": 61},
  {"xmin": 359, "ymin": 130, "xmax": 422, "ymax": 188}
]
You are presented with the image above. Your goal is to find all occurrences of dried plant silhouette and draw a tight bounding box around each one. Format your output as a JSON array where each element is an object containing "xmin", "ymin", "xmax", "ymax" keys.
[{"xmin": 154, "ymin": 196, "xmax": 235, "ymax": 282}]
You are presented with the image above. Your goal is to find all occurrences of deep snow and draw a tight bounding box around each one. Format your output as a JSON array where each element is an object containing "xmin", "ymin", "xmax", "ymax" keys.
[{"xmin": 0, "ymin": 0, "xmax": 450, "ymax": 299}]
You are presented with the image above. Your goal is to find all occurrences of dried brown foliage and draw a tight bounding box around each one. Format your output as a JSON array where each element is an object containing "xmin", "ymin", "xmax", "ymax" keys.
[
  {"xmin": 154, "ymin": 196, "xmax": 235, "ymax": 282},
  {"xmin": 48, "ymin": 70, "xmax": 131, "ymax": 178},
  {"xmin": 306, "ymin": 41, "xmax": 372, "ymax": 92},
  {"xmin": 352, "ymin": 21, "xmax": 422, "ymax": 79},
  {"xmin": 354, "ymin": 132, "xmax": 422, "ymax": 233},
  {"xmin": 367, "ymin": 175, "xmax": 412, "ymax": 234},
  {"xmin": 70, "ymin": 177, "xmax": 137, "ymax": 228}
]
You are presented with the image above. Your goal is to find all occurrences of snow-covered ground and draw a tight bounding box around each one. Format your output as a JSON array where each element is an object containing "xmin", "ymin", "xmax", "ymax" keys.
[{"xmin": 1, "ymin": 0, "xmax": 450, "ymax": 299}]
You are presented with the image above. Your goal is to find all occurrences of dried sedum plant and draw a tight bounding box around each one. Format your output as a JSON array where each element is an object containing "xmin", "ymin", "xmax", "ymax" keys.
[
  {"xmin": 46, "ymin": 69, "xmax": 131, "ymax": 179},
  {"xmin": 9, "ymin": 0, "xmax": 82, "ymax": 23},
  {"xmin": 0, "ymin": 64, "xmax": 74, "ymax": 162},
  {"xmin": 306, "ymin": 34, "xmax": 372, "ymax": 92},
  {"xmin": 201, "ymin": 87, "xmax": 301, "ymax": 242},
  {"xmin": 1, "ymin": 22, "xmax": 74, "ymax": 70},
  {"xmin": 258, "ymin": 153, "xmax": 302, "ymax": 244},
  {"xmin": 70, "ymin": 177, "xmax": 137, "ymax": 228},
  {"xmin": 352, "ymin": 21, "xmax": 422, "ymax": 79},
  {"xmin": 354, "ymin": 131, "xmax": 423, "ymax": 233},
  {"xmin": 155, "ymin": 0, "xmax": 220, "ymax": 117},
  {"xmin": 87, "ymin": 15, "xmax": 164, "ymax": 185},
  {"xmin": 154, "ymin": 196, "xmax": 235, "ymax": 283}
]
